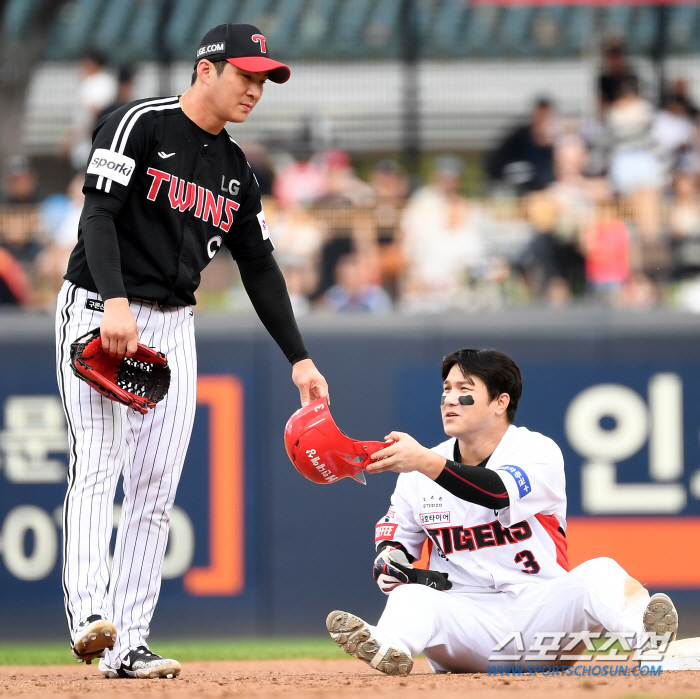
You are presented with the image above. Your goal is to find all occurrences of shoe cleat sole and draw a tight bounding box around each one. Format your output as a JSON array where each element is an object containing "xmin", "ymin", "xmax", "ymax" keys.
[
  {"xmin": 326, "ymin": 610, "xmax": 412, "ymax": 676},
  {"xmin": 643, "ymin": 593, "xmax": 679, "ymax": 641}
]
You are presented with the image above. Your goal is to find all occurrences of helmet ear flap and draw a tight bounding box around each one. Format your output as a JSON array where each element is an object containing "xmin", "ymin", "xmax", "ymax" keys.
[{"xmin": 283, "ymin": 397, "xmax": 386, "ymax": 485}]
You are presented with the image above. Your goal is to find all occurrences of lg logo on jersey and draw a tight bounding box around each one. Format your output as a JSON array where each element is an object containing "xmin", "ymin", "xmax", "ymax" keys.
[{"xmin": 221, "ymin": 177, "xmax": 240, "ymax": 196}]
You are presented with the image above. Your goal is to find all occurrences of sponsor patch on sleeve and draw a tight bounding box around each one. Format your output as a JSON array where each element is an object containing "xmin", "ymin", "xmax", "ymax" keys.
[
  {"xmin": 87, "ymin": 148, "xmax": 136, "ymax": 186},
  {"xmin": 257, "ymin": 208, "xmax": 270, "ymax": 240},
  {"xmin": 496, "ymin": 465, "xmax": 532, "ymax": 499},
  {"xmin": 375, "ymin": 523, "xmax": 398, "ymax": 542}
]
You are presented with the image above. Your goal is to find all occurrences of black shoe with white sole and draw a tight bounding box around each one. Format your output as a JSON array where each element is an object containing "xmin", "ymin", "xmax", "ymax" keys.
[{"xmin": 98, "ymin": 646, "xmax": 181, "ymax": 679}]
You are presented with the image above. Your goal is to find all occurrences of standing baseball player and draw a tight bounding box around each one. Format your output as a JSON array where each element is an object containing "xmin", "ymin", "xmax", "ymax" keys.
[
  {"xmin": 56, "ymin": 23, "xmax": 327, "ymax": 679},
  {"xmin": 327, "ymin": 348, "xmax": 677, "ymax": 675}
]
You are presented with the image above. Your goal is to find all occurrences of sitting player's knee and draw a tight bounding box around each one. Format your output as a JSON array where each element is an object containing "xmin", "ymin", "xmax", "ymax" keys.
[{"xmin": 386, "ymin": 580, "xmax": 441, "ymax": 607}]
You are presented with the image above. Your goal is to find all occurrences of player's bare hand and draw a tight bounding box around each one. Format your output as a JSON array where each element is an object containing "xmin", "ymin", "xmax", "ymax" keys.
[
  {"xmin": 367, "ymin": 431, "xmax": 445, "ymax": 478},
  {"xmin": 101, "ymin": 298, "xmax": 139, "ymax": 359},
  {"xmin": 292, "ymin": 358, "xmax": 328, "ymax": 407}
]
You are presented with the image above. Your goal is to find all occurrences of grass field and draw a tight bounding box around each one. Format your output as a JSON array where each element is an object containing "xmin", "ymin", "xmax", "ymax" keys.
[
  {"xmin": 0, "ymin": 634, "xmax": 643, "ymax": 666},
  {"xmin": 0, "ymin": 638, "xmax": 349, "ymax": 666}
]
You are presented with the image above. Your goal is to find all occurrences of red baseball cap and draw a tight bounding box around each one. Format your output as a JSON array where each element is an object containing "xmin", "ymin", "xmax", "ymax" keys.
[{"xmin": 195, "ymin": 23, "xmax": 291, "ymax": 84}]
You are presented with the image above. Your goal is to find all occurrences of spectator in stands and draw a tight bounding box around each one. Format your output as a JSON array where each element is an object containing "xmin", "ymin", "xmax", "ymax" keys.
[
  {"xmin": 310, "ymin": 150, "xmax": 375, "ymax": 301},
  {"xmin": 654, "ymin": 92, "xmax": 698, "ymax": 179},
  {"xmin": 35, "ymin": 172, "xmax": 85, "ymax": 308},
  {"xmin": 322, "ymin": 252, "xmax": 392, "ymax": 314},
  {"xmin": 669, "ymin": 171, "xmax": 700, "ymax": 279},
  {"xmin": 486, "ymin": 98, "xmax": 557, "ymax": 194},
  {"xmin": 369, "ymin": 159, "xmax": 410, "ymax": 301},
  {"xmin": 668, "ymin": 77, "xmax": 699, "ymax": 120},
  {"xmin": 548, "ymin": 121, "xmax": 612, "ymax": 241},
  {"xmin": 273, "ymin": 152, "xmax": 327, "ymax": 209},
  {"xmin": 517, "ymin": 190, "xmax": 584, "ymax": 305},
  {"xmin": 400, "ymin": 155, "xmax": 488, "ymax": 311},
  {"xmin": 605, "ymin": 75, "xmax": 662, "ymax": 248},
  {"xmin": 96, "ymin": 64, "xmax": 135, "ymax": 123},
  {"xmin": 581, "ymin": 199, "xmax": 631, "ymax": 302},
  {"xmin": 1, "ymin": 156, "xmax": 40, "ymax": 204},
  {"xmin": 61, "ymin": 52, "xmax": 117, "ymax": 169},
  {"xmin": 265, "ymin": 197, "xmax": 322, "ymax": 316},
  {"xmin": 0, "ymin": 156, "xmax": 44, "ymax": 276},
  {"xmin": 598, "ymin": 40, "xmax": 638, "ymax": 114},
  {"xmin": 242, "ymin": 141, "xmax": 275, "ymax": 196},
  {"xmin": 0, "ymin": 247, "xmax": 31, "ymax": 307}
]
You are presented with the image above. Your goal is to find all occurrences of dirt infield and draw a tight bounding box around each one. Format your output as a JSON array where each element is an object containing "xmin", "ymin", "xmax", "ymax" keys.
[{"xmin": 2, "ymin": 659, "xmax": 700, "ymax": 699}]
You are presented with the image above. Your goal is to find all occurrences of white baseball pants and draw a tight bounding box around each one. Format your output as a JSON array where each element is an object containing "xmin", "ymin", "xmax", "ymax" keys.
[
  {"xmin": 56, "ymin": 281, "xmax": 197, "ymax": 663},
  {"xmin": 374, "ymin": 557, "xmax": 648, "ymax": 673}
]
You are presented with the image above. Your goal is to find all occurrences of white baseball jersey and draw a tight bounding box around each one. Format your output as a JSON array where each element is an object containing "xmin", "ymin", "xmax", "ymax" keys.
[
  {"xmin": 372, "ymin": 425, "xmax": 646, "ymax": 673},
  {"xmin": 375, "ymin": 425, "xmax": 569, "ymax": 592}
]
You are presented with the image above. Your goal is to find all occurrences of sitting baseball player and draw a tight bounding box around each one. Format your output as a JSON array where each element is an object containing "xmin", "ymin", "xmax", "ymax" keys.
[{"xmin": 327, "ymin": 348, "xmax": 678, "ymax": 675}]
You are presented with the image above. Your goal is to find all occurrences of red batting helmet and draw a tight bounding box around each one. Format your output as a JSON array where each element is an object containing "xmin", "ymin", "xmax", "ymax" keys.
[{"xmin": 284, "ymin": 397, "xmax": 388, "ymax": 485}]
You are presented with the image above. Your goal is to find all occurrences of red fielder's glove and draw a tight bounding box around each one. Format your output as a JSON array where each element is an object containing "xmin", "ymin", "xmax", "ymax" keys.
[{"xmin": 70, "ymin": 328, "xmax": 171, "ymax": 415}]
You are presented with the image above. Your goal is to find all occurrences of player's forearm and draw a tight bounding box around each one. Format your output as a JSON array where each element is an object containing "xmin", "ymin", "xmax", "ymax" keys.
[
  {"xmin": 434, "ymin": 460, "xmax": 510, "ymax": 509},
  {"xmin": 236, "ymin": 252, "xmax": 310, "ymax": 364},
  {"xmin": 81, "ymin": 191, "xmax": 127, "ymax": 300}
]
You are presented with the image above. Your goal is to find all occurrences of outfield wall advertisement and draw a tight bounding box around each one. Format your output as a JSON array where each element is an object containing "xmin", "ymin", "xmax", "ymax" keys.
[{"xmin": 1, "ymin": 315, "xmax": 699, "ymax": 640}]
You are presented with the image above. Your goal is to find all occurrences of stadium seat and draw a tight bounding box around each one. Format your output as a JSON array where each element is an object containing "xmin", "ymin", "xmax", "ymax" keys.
[
  {"xmin": 562, "ymin": 6, "xmax": 595, "ymax": 55},
  {"xmin": 264, "ymin": 0, "xmax": 306, "ymax": 59},
  {"xmin": 122, "ymin": 0, "xmax": 163, "ymax": 62},
  {"xmin": 530, "ymin": 7, "xmax": 567, "ymax": 57},
  {"xmin": 667, "ymin": 4, "xmax": 700, "ymax": 53},
  {"xmin": 296, "ymin": 0, "xmax": 341, "ymax": 58},
  {"xmin": 332, "ymin": 0, "xmax": 375, "ymax": 58},
  {"xmin": 364, "ymin": 0, "xmax": 402, "ymax": 59},
  {"xmin": 601, "ymin": 5, "xmax": 632, "ymax": 42},
  {"xmin": 427, "ymin": 0, "xmax": 470, "ymax": 59},
  {"xmin": 462, "ymin": 5, "xmax": 501, "ymax": 57},
  {"xmin": 44, "ymin": 0, "xmax": 108, "ymax": 59},
  {"xmin": 627, "ymin": 6, "xmax": 656, "ymax": 55},
  {"xmin": 2, "ymin": 0, "xmax": 46, "ymax": 40},
  {"xmin": 165, "ymin": 0, "xmax": 208, "ymax": 61},
  {"xmin": 92, "ymin": 0, "xmax": 136, "ymax": 62},
  {"xmin": 500, "ymin": 7, "xmax": 535, "ymax": 57}
]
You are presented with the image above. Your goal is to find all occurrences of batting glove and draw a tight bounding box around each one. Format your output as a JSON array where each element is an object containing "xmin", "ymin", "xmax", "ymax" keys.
[
  {"xmin": 373, "ymin": 546, "xmax": 452, "ymax": 595},
  {"xmin": 373, "ymin": 546, "xmax": 413, "ymax": 594}
]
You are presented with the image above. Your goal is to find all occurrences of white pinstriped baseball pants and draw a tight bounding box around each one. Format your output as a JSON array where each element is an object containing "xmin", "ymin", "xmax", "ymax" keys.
[{"xmin": 56, "ymin": 281, "xmax": 197, "ymax": 663}]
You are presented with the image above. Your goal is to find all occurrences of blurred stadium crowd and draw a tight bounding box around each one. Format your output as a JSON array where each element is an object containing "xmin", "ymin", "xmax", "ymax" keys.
[{"xmin": 3, "ymin": 3, "xmax": 700, "ymax": 315}]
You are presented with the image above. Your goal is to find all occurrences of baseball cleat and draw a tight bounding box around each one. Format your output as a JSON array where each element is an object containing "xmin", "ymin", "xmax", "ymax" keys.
[
  {"xmin": 98, "ymin": 646, "xmax": 181, "ymax": 679},
  {"xmin": 326, "ymin": 610, "xmax": 413, "ymax": 676},
  {"xmin": 71, "ymin": 615, "xmax": 117, "ymax": 665},
  {"xmin": 643, "ymin": 593, "xmax": 679, "ymax": 643}
]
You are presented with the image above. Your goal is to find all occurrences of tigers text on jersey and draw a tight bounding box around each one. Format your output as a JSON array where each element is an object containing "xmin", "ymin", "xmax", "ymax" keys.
[
  {"xmin": 375, "ymin": 425, "xmax": 569, "ymax": 592},
  {"xmin": 65, "ymin": 96, "xmax": 273, "ymax": 306}
]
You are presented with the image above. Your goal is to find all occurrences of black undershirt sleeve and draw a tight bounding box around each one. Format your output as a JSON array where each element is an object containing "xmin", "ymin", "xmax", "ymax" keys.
[
  {"xmin": 435, "ymin": 460, "xmax": 510, "ymax": 509},
  {"xmin": 236, "ymin": 252, "xmax": 310, "ymax": 365},
  {"xmin": 81, "ymin": 191, "xmax": 127, "ymax": 300}
]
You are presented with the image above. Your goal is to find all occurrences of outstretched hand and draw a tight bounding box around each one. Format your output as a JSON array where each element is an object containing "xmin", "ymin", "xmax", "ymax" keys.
[
  {"xmin": 292, "ymin": 358, "xmax": 329, "ymax": 407},
  {"xmin": 367, "ymin": 431, "xmax": 445, "ymax": 478}
]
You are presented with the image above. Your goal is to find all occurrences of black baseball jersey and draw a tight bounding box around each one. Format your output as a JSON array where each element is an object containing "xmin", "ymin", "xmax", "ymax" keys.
[{"xmin": 65, "ymin": 95, "xmax": 273, "ymax": 306}]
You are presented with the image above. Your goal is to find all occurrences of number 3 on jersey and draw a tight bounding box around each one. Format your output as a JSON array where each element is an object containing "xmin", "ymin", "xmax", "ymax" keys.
[{"xmin": 515, "ymin": 550, "xmax": 541, "ymax": 574}]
